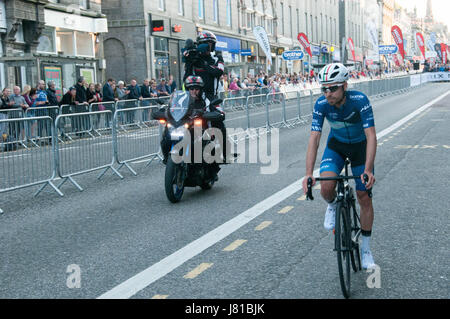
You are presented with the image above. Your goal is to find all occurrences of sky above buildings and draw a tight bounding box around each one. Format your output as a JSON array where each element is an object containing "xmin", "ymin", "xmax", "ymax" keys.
[{"xmin": 395, "ymin": 0, "xmax": 450, "ymax": 29}]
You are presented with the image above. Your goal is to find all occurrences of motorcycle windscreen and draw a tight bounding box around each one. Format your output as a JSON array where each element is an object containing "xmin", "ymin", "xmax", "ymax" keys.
[{"xmin": 169, "ymin": 91, "xmax": 190, "ymax": 122}]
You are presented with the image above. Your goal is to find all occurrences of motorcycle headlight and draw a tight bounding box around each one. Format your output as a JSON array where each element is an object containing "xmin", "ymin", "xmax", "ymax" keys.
[{"xmin": 169, "ymin": 126, "xmax": 186, "ymax": 140}]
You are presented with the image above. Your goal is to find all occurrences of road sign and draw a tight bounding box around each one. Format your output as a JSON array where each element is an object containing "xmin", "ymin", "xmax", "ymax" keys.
[
  {"xmin": 379, "ymin": 45, "xmax": 398, "ymax": 55},
  {"xmin": 282, "ymin": 50, "xmax": 304, "ymax": 60}
]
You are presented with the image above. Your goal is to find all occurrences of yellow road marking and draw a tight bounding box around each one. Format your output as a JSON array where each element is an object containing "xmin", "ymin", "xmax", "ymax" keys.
[
  {"xmin": 278, "ymin": 206, "xmax": 294, "ymax": 214},
  {"xmin": 223, "ymin": 239, "xmax": 247, "ymax": 251},
  {"xmin": 255, "ymin": 221, "xmax": 272, "ymax": 231},
  {"xmin": 152, "ymin": 294, "xmax": 169, "ymax": 299},
  {"xmin": 183, "ymin": 263, "xmax": 213, "ymax": 279}
]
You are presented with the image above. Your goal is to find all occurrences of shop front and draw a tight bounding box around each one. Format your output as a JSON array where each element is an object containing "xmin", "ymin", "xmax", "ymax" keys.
[
  {"xmin": 1, "ymin": 5, "xmax": 107, "ymax": 94},
  {"xmin": 150, "ymin": 14, "xmax": 196, "ymax": 87}
]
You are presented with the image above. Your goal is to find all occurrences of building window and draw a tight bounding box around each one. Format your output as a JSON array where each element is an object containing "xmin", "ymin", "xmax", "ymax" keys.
[
  {"xmin": 76, "ymin": 31, "xmax": 94, "ymax": 57},
  {"xmin": 226, "ymin": 0, "xmax": 232, "ymax": 26},
  {"xmin": 289, "ymin": 6, "xmax": 292, "ymax": 38},
  {"xmin": 213, "ymin": 0, "xmax": 218, "ymax": 23},
  {"xmin": 79, "ymin": 0, "xmax": 89, "ymax": 9},
  {"xmin": 178, "ymin": 0, "xmax": 184, "ymax": 15},
  {"xmin": 37, "ymin": 27, "xmax": 56, "ymax": 53},
  {"xmin": 56, "ymin": 30, "xmax": 74, "ymax": 56},
  {"xmin": 280, "ymin": 2, "xmax": 284, "ymax": 35},
  {"xmin": 159, "ymin": 0, "xmax": 165, "ymax": 11},
  {"xmin": 305, "ymin": 13, "xmax": 308, "ymax": 36},
  {"xmin": 198, "ymin": 0, "xmax": 204, "ymax": 19}
]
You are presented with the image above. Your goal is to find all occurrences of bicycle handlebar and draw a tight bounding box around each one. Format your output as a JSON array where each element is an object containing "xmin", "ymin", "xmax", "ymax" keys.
[{"xmin": 306, "ymin": 174, "xmax": 372, "ymax": 200}]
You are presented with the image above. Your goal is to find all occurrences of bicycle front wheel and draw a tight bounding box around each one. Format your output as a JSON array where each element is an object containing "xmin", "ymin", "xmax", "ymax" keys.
[{"xmin": 335, "ymin": 202, "xmax": 351, "ymax": 298}]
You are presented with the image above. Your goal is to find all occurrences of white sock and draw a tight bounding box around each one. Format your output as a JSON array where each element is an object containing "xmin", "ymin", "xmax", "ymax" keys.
[
  {"xmin": 327, "ymin": 198, "xmax": 337, "ymax": 208},
  {"xmin": 361, "ymin": 235, "xmax": 371, "ymax": 252}
]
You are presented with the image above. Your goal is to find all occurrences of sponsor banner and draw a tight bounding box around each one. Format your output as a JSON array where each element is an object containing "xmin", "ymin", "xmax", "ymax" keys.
[
  {"xmin": 297, "ymin": 32, "xmax": 312, "ymax": 57},
  {"xmin": 434, "ymin": 43, "xmax": 442, "ymax": 61},
  {"xmin": 410, "ymin": 74, "xmax": 421, "ymax": 87},
  {"xmin": 421, "ymin": 72, "xmax": 450, "ymax": 82},
  {"xmin": 391, "ymin": 25, "xmax": 405, "ymax": 59},
  {"xmin": 379, "ymin": 45, "xmax": 398, "ymax": 55},
  {"xmin": 216, "ymin": 35, "xmax": 241, "ymax": 54},
  {"xmin": 415, "ymin": 32, "xmax": 426, "ymax": 59},
  {"xmin": 253, "ymin": 26, "xmax": 272, "ymax": 70},
  {"xmin": 441, "ymin": 43, "xmax": 447, "ymax": 63},
  {"xmin": 392, "ymin": 53, "xmax": 400, "ymax": 67},
  {"xmin": 282, "ymin": 50, "xmax": 304, "ymax": 60},
  {"xmin": 347, "ymin": 37, "xmax": 356, "ymax": 61}
]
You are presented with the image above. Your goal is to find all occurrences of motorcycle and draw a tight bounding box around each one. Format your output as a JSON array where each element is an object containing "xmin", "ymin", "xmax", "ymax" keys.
[{"xmin": 153, "ymin": 91, "xmax": 225, "ymax": 203}]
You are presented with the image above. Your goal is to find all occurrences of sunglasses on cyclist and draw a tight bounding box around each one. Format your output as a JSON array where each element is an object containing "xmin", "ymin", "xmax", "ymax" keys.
[
  {"xmin": 321, "ymin": 84, "xmax": 344, "ymax": 94},
  {"xmin": 188, "ymin": 87, "xmax": 201, "ymax": 90}
]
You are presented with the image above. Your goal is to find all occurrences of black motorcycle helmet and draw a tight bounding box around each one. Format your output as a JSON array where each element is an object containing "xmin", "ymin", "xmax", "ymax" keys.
[
  {"xmin": 185, "ymin": 75, "xmax": 204, "ymax": 90},
  {"xmin": 197, "ymin": 30, "xmax": 217, "ymax": 52}
]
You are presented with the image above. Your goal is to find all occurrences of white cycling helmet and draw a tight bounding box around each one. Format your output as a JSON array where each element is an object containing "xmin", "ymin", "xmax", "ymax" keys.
[{"xmin": 318, "ymin": 63, "xmax": 349, "ymax": 84}]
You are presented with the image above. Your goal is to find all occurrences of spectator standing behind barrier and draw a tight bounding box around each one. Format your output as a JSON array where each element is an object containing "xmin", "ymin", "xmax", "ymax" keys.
[
  {"xmin": 46, "ymin": 81, "xmax": 58, "ymax": 106},
  {"xmin": 156, "ymin": 78, "xmax": 170, "ymax": 97},
  {"xmin": 141, "ymin": 79, "xmax": 151, "ymax": 104},
  {"xmin": 86, "ymin": 83, "xmax": 97, "ymax": 107},
  {"xmin": 168, "ymin": 75, "xmax": 177, "ymax": 93},
  {"xmin": 125, "ymin": 79, "xmax": 142, "ymax": 123},
  {"xmin": 102, "ymin": 78, "xmax": 117, "ymax": 102},
  {"xmin": 150, "ymin": 81, "xmax": 158, "ymax": 98},
  {"xmin": 115, "ymin": 81, "xmax": 129, "ymax": 100},
  {"xmin": 59, "ymin": 87, "xmax": 77, "ymax": 139},
  {"xmin": 74, "ymin": 77, "xmax": 89, "ymax": 133},
  {"xmin": 22, "ymin": 85, "xmax": 33, "ymax": 108},
  {"xmin": 0, "ymin": 92, "xmax": 9, "ymax": 143},
  {"xmin": 11, "ymin": 86, "xmax": 28, "ymax": 111}
]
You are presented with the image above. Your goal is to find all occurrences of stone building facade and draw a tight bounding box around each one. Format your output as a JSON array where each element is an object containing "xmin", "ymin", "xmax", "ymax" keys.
[
  {"xmin": 0, "ymin": 0, "xmax": 108, "ymax": 97},
  {"xmin": 101, "ymin": 0, "xmax": 384, "ymax": 85}
]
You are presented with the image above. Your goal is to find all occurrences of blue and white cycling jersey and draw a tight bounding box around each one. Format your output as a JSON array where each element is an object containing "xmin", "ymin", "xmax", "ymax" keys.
[{"xmin": 311, "ymin": 90, "xmax": 375, "ymax": 144}]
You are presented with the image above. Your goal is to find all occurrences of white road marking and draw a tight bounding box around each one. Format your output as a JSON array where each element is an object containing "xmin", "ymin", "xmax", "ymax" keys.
[{"xmin": 97, "ymin": 90, "xmax": 450, "ymax": 299}]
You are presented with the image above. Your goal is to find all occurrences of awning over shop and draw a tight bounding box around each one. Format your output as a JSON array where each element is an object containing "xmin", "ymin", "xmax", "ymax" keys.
[{"xmin": 44, "ymin": 9, "xmax": 108, "ymax": 33}]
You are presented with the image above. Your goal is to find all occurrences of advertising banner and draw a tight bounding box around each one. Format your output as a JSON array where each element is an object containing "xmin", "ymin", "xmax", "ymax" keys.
[
  {"xmin": 282, "ymin": 50, "xmax": 304, "ymax": 60},
  {"xmin": 378, "ymin": 45, "xmax": 398, "ymax": 55},
  {"xmin": 441, "ymin": 43, "xmax": 448, "ymax": 63},
  {"xmin": 415, "ymin": 32, "xmax": 426, "ymax": 59},
  {"xmin": 435, "ymin": 43, "xmax": 442, "ymax": 61},
  {"xmin": 391, "ymin": 25, "xmax": 405, "ymax": 59},
  {"xmin": 297, "ymin": 32, "xmax": 312, "ymax": 57},
  {"xmin": 347, "ymin": 37, "xmax": 356, "ymax": 61},
  {"xmin": 253, "ymin": 26, "xmax": 272, "ymax": 71},
  {"xmin": 44, "ymin": 66, "xmax": 63, "ymax": 101}
]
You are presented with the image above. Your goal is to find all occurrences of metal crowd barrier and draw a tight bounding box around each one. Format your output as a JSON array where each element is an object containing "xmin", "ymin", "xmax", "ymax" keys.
[
  {"xmin": 54, "ymin": 110, "xmax": 123, "ymax": 193},
  {"xmin": 111, "ymin": 105, "xmax": 162, "ymax": 175},
  {"xmin": 0, "ymin": 74, "xmax": 431, "ymax": 209},
  {"xmin": 0, "ymin": 116, "xmax": 62, "ymax": 198}
]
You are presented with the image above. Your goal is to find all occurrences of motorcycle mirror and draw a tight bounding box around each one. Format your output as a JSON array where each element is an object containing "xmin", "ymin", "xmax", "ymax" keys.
[{"xmin": 210, "ymin": 99, "xmax": 223, "ymax": 107}]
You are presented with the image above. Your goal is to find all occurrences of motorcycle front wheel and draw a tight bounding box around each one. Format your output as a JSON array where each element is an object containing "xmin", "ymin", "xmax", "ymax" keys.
[{"xmin": 165, "ymin": 156, "xmax": 185, "ymax": 203}]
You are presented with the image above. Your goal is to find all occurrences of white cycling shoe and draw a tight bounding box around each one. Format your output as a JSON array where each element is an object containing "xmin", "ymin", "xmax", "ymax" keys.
[
  {"xmin": 361, "ymin": 249, "xmax": 376, "ymax": 269},
  {"xmin": 324, "ymin": 203, "xmax": 337, "ymax": 231}
]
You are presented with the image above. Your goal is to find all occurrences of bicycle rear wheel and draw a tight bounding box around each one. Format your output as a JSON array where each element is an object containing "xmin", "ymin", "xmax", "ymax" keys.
[{"xmin": 335, "ymin": 202, "xmax": 351, "ymax": 298}]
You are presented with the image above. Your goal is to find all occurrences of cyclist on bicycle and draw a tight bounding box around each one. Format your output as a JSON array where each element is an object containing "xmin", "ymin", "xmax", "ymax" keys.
[{"xmin": 302, "ymin": 63, "xmax": 377, "ymax": 269}]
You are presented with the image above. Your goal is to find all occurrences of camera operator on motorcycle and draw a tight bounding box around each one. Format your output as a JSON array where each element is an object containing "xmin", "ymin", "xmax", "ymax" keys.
[{"xmin": 182, "ymin": 30, "xmax": 234, "ymax": 165}]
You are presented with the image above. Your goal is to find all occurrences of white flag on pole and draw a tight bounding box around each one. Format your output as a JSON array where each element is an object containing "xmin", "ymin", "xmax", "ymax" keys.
[{"xmin": 253, "ymin": 26, "xmax": 272, "ymax": 71}]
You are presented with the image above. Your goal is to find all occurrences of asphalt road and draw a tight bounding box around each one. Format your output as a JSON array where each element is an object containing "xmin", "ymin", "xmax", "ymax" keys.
[{"xmin": 0, "ymin": 82, "xmax": 449, "ymax": 300}]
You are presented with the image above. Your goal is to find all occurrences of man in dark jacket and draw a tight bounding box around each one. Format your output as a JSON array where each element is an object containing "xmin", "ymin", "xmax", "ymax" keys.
[
  {"xmin": 102, "ymin": 78, "xmax": 117, "ymax": 102},
  {"xmin": 46, "ymin": 81, "xmax": 59, "ymax": 123},
  {"xmin": 74, "ymin": 77, "xmax": 89, "ymax": 132}
]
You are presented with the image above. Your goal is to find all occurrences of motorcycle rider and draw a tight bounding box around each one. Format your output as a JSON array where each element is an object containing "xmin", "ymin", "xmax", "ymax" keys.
[
  {"xmin": 183, "ymin": 30, "xmax": 233, "ymax": 164},
  {"xmin": 160, "ymin": 76, "xmax": 223, "ymax": 180}
]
